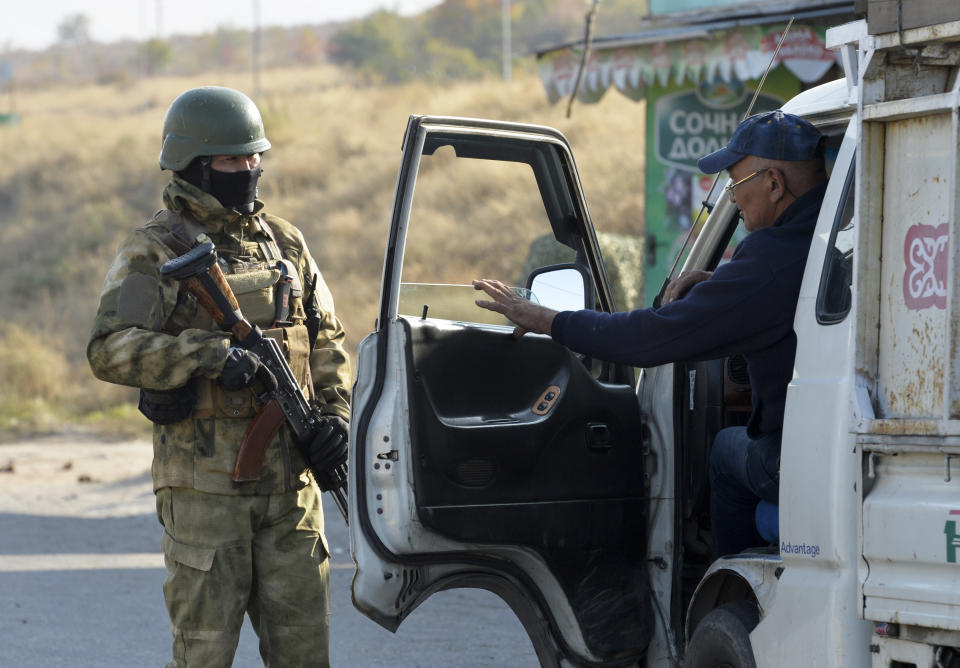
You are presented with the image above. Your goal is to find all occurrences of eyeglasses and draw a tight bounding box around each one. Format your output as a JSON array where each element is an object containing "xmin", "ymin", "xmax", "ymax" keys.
[{"xmin": 724, "ymin": 168, "xmax": 769, "ymax": 195}]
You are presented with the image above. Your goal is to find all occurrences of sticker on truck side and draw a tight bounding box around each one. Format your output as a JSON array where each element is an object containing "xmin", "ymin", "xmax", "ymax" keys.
[
  {"xmin": 781, "ymin": 541, "xmax": 821, "ymax": 558},
  {"xmin": 946, "ymin": 510, "xmax": 960, "ymax": 564},
  {"xmin": 904, "ymin": 223, "xmax": 948, "ymax": 311}
]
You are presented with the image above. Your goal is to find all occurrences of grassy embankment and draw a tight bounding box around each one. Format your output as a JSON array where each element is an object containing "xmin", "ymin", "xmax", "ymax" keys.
[{"xmin": 0, "ymin": 65, "xmax": 646, "ymax": 440}]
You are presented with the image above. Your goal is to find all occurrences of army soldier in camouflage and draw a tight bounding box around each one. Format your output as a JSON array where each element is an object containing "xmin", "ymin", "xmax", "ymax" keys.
[{"xmin": 87, "ymin": 86, "xmax": 351, "ymax": 667}]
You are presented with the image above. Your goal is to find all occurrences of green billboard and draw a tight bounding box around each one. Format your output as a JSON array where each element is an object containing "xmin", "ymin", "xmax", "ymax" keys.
[{"xmin": 643, "ymin": 68, "xmax": 798, "ymax": 304}]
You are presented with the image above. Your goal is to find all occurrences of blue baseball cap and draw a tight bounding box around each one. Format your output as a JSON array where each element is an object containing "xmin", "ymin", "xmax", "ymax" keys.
[{"xmin": 697, "ymin": 110, "xmax": 823, "ymax": 174}]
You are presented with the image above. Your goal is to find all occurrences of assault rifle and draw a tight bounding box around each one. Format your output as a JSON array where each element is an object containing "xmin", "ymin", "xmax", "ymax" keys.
[{"xmin": 160, "ymin": 239, "xmax": 349, "ymax": 524}]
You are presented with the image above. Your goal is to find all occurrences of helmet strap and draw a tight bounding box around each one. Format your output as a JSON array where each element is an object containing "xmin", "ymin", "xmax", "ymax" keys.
[
  {"xmin": 199, "ymin": 157, "xmax": 212, "ymax": 192},
  {"xmin": 175, "ymin": 157, "xmax": 211, "ymax": 192}
]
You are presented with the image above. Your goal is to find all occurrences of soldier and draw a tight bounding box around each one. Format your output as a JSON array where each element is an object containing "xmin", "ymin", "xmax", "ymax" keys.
[{"xmin": 87, "ymin": 86, "xmax": 351, "ymax": 667}]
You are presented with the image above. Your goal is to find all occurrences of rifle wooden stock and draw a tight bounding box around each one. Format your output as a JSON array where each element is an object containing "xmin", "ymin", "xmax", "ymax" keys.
[
  {"xmin": 179, "ymin": 264, "xmax": 253, "ymax": 342},
  {"xmin": 234, "ymin": 398, "xmax": 285, "ymax": 481},
  {"xmin": 181, "ymin": 276, "xmax": 228, "ymax": 324}
]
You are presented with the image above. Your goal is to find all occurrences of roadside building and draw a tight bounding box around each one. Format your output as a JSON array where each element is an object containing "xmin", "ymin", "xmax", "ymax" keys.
[{"xmin": 536, "ymin": 0, "xmax": 855, "ymax": 304}]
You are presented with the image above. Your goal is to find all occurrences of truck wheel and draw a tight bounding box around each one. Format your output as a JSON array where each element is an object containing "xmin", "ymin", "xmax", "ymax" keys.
[{"xmin": 683, "ymin": 600, "xmax": 759, "ymax": 668}]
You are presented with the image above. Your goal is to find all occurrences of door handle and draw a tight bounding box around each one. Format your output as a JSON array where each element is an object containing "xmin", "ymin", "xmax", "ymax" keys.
[{"xmin": 586, "ymin": 422, "xmax": 613, "ymax": 451}]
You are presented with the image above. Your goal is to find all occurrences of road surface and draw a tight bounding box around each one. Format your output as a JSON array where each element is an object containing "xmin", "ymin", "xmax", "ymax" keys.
[{"xmin": 0, "ymin": 436, "xmax": 539, "ymax": 667}]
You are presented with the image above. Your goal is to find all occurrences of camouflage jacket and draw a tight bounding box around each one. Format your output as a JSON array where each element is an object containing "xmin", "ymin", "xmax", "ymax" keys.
[{"xmin": 88, "ymin": 177, "xmax": 351, "ymax": 494}]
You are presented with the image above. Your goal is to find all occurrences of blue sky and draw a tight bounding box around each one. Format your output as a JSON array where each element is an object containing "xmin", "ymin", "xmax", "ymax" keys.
[{"xmin": 3, "ymin": 0, "xmax": 443, "ymax": 51}]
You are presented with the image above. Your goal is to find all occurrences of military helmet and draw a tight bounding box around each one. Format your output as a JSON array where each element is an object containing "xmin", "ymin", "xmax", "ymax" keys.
[{"xmin": 159, "ymin": 86, "xmax": 271, "ymax": 171}]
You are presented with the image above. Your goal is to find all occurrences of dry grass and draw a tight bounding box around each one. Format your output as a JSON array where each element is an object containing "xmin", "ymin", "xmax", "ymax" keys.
[{"xmin": 0, "ymin": 65, "xmax": 645, "ymax": 435}]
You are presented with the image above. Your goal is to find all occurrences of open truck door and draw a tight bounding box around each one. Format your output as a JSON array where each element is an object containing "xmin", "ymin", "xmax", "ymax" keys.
[{"xmin": 348, "ymin": 116, "xmax": 653, "ymax": 667}]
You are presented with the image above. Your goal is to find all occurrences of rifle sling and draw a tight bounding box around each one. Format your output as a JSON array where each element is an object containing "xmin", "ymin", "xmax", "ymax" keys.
[{"xmin": 153, "ymin": 210, "xmax": 195, "ymax": 256}]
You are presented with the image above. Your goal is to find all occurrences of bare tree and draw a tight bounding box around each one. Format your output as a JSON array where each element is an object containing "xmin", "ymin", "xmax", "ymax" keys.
[{"xmin": 57, "ymin": 14, "xmax": 91, "ymax": 47}]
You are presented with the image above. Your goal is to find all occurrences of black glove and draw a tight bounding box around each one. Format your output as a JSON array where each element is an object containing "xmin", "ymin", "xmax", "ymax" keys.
[
  {"xmin": 305, "ymin": 415, "xmax": 349, "ymax": 484},
  {"xmin": 314, "ymin": 462, "xmax": 348, "ymax": 493},
  {"xmin": 218, "ymin": 347, "xmax": 277, "ymax": 392}
]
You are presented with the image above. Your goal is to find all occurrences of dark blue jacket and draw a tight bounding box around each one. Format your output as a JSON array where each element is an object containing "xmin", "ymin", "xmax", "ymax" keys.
[{"xmin": 552, "ymin": 182, "xmax": 827, "ymax": 438}]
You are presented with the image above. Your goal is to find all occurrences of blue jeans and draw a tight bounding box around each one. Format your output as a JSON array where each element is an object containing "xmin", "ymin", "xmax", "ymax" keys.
[{"xmin": 709, "ymin": 426, "xmax": 781, "ymax": 557}]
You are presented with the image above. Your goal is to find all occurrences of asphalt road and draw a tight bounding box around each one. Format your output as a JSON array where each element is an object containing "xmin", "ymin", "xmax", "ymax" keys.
[{"xmin": 0, "ymin": 438, "xmax": 539, "ymax": 667}]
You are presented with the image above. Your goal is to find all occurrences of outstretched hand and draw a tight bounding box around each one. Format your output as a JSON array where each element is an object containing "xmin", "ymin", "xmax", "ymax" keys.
[
  {"xmin": 662, "ymin": 270, "xmax": 712, "ymax": 305},
  {"xmin": 472, "ymin": 278, "xmax": 559, "ymax": 339}
]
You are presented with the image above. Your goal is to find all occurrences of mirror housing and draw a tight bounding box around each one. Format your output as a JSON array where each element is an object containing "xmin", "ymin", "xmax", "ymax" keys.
[{"xmin": 526, "ymin": 264, "xmax": 595, "ymax": 313}]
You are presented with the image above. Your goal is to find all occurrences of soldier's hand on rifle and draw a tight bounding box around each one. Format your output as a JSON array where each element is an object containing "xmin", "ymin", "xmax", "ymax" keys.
[
  {"xmin": 306, "ymin": 416, "xmax": 349, "ymax": 488},
  {"xmin": 218, "ymin": 347, "xmax": 278, "ymax": 392}
]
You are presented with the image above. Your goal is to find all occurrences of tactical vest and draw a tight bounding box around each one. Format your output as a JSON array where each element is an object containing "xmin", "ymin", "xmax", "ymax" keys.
[{"xmin": 147, "ymin": 209, "xmax": 315, "ymax": 495}]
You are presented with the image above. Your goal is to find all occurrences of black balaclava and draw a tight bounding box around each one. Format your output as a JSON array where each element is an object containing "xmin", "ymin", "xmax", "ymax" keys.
[{"xmin": 178, "ymin": 157, "xmax": 262, "ymax": 214}]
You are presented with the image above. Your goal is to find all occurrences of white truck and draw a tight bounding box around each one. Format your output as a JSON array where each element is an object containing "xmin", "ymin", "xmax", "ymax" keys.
[{"xmin": 346, "ymin": 14, "xmax": 960, "ymax": 668}]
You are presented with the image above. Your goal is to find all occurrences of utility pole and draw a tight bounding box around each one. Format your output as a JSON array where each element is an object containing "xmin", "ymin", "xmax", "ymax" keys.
[
  {"xmin": 155, "ymin": 0, "xmax": 163, "ymax": 38},
  {"xmin": 1, "ymin": 58, "xmax": 15, "ymax": 119},
  {"xmin": 501, "ymin": 0, "xmax": 512, "ymax": 82},
  {"xmin": 252, "ymin": 0, "xmax": 261, "ymax": 99}
]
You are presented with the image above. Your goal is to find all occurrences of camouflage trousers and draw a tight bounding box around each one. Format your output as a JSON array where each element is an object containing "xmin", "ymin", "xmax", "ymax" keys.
[{"xmin": 156, "ymin": 483, "xmax": 331, "ymax": 667}]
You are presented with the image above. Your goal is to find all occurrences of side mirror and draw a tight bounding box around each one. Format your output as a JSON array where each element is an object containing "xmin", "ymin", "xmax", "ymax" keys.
[{"xmin": 527, "ymin": 264, "xmax": 592, "ymax": 312}]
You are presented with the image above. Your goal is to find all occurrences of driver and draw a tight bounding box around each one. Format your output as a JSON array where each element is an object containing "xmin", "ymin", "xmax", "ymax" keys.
[{"xmin": 473, "ymin": 110, "xmax": 826, "ymax": 557}]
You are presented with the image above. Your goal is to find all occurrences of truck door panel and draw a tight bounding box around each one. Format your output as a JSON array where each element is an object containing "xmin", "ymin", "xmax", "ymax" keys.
[
  {"xmin": 402, "ymin": 315, "xmax": 651, "ymax": 657},
  {"xmin": 350, "ymin": 116, "xmax": 653, "ymax": 666},
  {"xmin": 405, "ymin": 317, "xmax": 646, "ymax": 538}
]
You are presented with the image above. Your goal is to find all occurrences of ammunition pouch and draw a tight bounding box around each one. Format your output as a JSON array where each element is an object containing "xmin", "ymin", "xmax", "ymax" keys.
[{"xmin": 138, "ymin": 380, "xmax": 198, "ymax": 425}]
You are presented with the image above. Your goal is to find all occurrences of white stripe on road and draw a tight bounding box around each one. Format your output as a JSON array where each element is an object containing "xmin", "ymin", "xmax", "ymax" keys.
[
  {"xmin": 0, "ymin": 553, "xmax": 163, "ymax": 571},
  {"xmin": 0, "ymin": 554, "xmax": 354, "ymax": 571}
]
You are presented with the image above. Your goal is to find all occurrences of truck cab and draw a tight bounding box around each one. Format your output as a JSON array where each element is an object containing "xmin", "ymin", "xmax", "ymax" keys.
[{"xmin": 347, "ymin": 17, "xmax": 960, "ymax": 668}]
